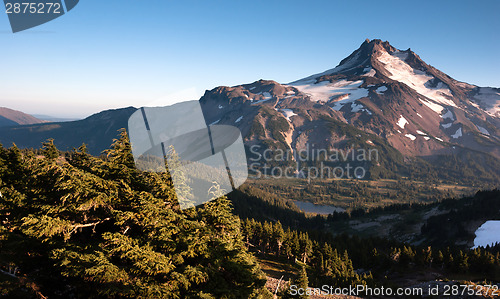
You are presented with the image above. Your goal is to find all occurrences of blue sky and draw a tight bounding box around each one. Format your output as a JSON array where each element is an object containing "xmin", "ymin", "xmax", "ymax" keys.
[{"xmin": 0, "ymin": 0, "xmax": 499, "ymax": 117}]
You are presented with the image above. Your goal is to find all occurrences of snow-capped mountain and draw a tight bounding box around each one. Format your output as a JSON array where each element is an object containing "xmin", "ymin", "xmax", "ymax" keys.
[
  {"xmin": 199, "ymin": 39, "xmax": 500, "ymax": 182},
  {"xmin": 287, "ymin": 39, "xmax": 500, "ymax": 156},
  {"xmin": 200, "ymin": 39, "xmax": 499, "ymax": 160}
]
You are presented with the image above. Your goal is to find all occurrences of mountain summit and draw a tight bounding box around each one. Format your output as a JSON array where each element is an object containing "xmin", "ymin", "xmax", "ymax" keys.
[
  {"xmin": 291, "ymin": 39, "xmax": 498, "ymax": 115},
  {"xmin": 282, "ymin": 39, "xmax": 499, "ymax": 156},
  {"xmin": 290, "ymin": 39, "xmax": 400, "ymax": 85}
]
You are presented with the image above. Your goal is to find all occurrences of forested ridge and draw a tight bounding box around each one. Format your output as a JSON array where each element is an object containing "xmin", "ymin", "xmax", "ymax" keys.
[{"xmin": 1, "ymin": 131, "xmax": 500, "ymax": 298}]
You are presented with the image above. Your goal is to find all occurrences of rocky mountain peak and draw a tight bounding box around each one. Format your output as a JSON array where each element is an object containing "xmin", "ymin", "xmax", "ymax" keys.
[{"xmin": 289, "ymin": 39, "xmax": 410, "ymax": 85}]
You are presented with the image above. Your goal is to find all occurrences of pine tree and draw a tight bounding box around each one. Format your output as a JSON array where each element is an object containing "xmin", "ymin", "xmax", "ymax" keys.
[
  {"xmin": 273, "ymin": 221, "xmax": 285, "ymax": 256},
  {"xmin": 435, "ymin": 250, "xmax": 444, "ymax": 268},
  {"xmin": 0, "ymin": 143, "xmax": 7, "ymax": 175},
  {"xmin": 262, "ymin": 221, "xmax": 272, "ymax": 253},
  {"xmin": 292, "ymin": 265, "xmax": 309, "ymax": 299},
  {"xmin": 456, "ymin": 250, "xmax": 469, "ymax": 272},
  {"xmin": 42, "ymin": 139, "xmax": 59, "ymax": 160},
  {"xmin": 298, "ymin": 232, "xmax": 313, "ymax": 263}
]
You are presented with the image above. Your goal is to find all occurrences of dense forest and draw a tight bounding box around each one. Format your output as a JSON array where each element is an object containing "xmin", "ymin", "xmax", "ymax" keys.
[
  {"xmin": 0, "ymin": 132, "xmax": 270, "ymax": 298},
  {"xmin": 1, "ymin": 132, "xmax": 499, "ymax": 298},
  {"xmin": 241, "ymin": 216, "xmax": 500, "ymax": 289}
]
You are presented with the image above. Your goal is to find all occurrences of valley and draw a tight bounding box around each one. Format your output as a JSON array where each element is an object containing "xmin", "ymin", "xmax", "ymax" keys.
[{"xmin": 247, "ymin": 177, "xmax": 475, "ymax": 209}]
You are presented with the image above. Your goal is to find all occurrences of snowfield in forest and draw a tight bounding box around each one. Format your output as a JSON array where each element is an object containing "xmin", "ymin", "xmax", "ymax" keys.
[{"xmin": 473, "ymin": 221, "xmax": 500, "ymax": 249}]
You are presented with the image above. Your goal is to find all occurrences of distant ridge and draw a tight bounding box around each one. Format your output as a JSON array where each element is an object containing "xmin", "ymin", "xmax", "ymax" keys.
[
  {"xmin": 0, "ymin": 107, "xmax": 46, "ymax": 127},
  {"xmin": 0, "ymin": 107, "xmax": 137, "ymax": 155},
  {"xmin": 32, "ymin": 114, "xmax": 81, "ymax": 122}
]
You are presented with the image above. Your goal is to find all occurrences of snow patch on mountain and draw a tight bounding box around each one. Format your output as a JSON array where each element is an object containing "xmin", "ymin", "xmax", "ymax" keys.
[
  {"xmin": 442, "ymin": 123, "xmax": 453, "ymax": 129},
  {"xmin": 375, "ymin": 86, "xmax": 387, "ymax": 94},
  {"xmin": 416, "ymin": 130, "xmax": 426, "ymax": 135},
  {"xmin": 405, "ymin": 134, "xmax": 416, "ymax": 141},
  {"xmin": 290, "ymin": 79, "xmax": 369, "ymax": 103},
  {"xmin": 256, "ymin": 92, "xmax": 272, "ymax": 100},
  {"xmin": 251, "ymin": 92, "xmax": 274, "ymax": 105},
  {"xmin": 475, "ymin": 124, "xmax": 490, "ymax": 135},
  {"xmin": 351, "ymin": 102, "xmax": 364, "ymax": 112},
  {"xmin": 473, "ymin": 87, "xmax": 500, "ymax": 116},
  {"xmin": 361, "ymin": 68, "xmax": 376, "ymax": 77},
  {"xmin": 377, "ymin": 51, "xmax": 455, "ymax": 107},
  {"xmin": 397, "ymin": 115, "xmax": 408, "ymax": 129},
  {"xmin": 419, "ymin": 98, "xmax": 445, "ymax": 114},
  {"xmin": 441, "ymin": 110, "xmax": 454, "ymax": 120},
  {"xmin": 252, "ymin": 98, "xmax": 273, "ymax": 105},
  {"xmin": 280, "ymin": 109, "xmax": 297, "ymax": 121},
  {"xmin": 235, "ymin": 116, "xmax": 243, "ymax": 123},
  {"xmin": 473, "ymin": 221, "xmax": 500, "ymax": 249},
  {"xmin": 451, "ymin": 128, "xmax": 462, "ymax": 139}
]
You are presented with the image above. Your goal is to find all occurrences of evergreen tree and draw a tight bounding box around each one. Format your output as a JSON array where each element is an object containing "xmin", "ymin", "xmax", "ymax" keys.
[
  {"xmin": 435, "ymin": 250, "xmax": 444, "ymax": 268},
  {"xmin": 291, "ymin": 265, "xmax": 309, "ymax": 299},
  {"xmin": 41, "ymin": 139, "xmax": 59, "ymax": 160},
  {"xmin": 273, "ymin": 221, "xmax": 285, "ymax": 256}
]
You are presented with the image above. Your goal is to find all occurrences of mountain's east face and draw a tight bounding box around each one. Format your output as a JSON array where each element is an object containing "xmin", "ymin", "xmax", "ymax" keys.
[
  {"xmin": 0, "ymin": 107, "xmax": 46, "ymax": 127},
  {"xmin": 200, "ymin": 39, "xmax": 500, "ymax": 161}
]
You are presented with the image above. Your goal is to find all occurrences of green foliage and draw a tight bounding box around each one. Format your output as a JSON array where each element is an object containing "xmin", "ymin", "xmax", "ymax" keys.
[
  {"xmin": 0, "ymin": 132, "xmax": 269, "ymax": 298},
  {"xmin": 239, "ymin": 190, "xmax": 500, "ymax": 292},
  {"xmin": 292, "ymin": 265, "xmax": 309, "ymax": 298},
  {"xmin": 241, "ymin": 219, "xmax": 370, "ymax": 289},
  {"xmin": 42, "ymin": 138, "xmax": 59, "ymax": 160}
]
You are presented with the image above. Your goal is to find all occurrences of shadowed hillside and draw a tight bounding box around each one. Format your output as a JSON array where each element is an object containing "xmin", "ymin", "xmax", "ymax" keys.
[{"xmin": 0, "ymin": 107, "xmax": 137, "ymax": 155}]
